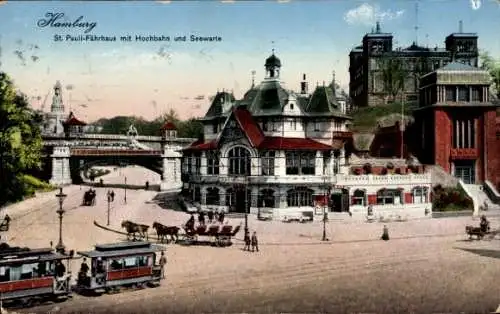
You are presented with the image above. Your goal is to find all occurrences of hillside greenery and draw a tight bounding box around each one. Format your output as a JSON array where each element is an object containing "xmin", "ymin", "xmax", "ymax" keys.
[
  {"xmin": 0, "ymin": 72, "xmax": 46, "ymax": 207},
  {"xmin": 350, "ymin": 101, "xmax": 419, "ymax": 132}
]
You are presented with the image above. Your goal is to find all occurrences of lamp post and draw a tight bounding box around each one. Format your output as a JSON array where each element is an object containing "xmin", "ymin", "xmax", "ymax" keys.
[
  {"xmin": 244, "ymin": 177, "xmax": 249, "ymax": 236},
  {"xmin": 124, "ymin": 176, "xmax": 127, "ymax": 204},
  {"xmin": 107, "ymin": 192, "xmax": 111, "ymax": 226},
  {"xmin": 55, "ymin": 187, "xmax": 67, "ymax": 254},
  {"xmin": 322, "ymin": 175, "xmax": 328, "ymax": 242}
]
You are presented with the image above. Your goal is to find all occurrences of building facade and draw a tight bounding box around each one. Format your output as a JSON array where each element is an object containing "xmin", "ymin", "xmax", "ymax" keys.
[
  {"xmin": 181, "ymin": 53, "xmax": 433, "ymax": 220},
  {"xmin": 413, "ymin": 62, "xmax": 499, "ymax": 187},
  {"xmin": 349, "ymin": 22, "xmax": 479, "ymax": 108}
]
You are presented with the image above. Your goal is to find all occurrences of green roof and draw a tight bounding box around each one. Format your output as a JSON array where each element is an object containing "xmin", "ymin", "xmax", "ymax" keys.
[{"xmin": 437, "ymin": 62, "xmax": 483, "ymax": 72}]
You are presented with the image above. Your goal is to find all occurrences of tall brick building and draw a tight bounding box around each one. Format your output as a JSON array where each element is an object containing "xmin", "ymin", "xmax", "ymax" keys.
[
  {"xmin": 349, "ymin": 22, "xmax": 479, "ymax": 108},
  {"xmin": 413, "ymin": 62, "xmax": 499, "ymax": 187}
]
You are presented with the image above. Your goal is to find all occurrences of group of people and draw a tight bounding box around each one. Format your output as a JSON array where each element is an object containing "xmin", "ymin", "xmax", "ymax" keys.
[
  {"xmin": 83, "ymin": 189, "xmax": 97, "ymax": 206},
  {"xmin": 244, "ymin": 231, "xmax": 259, "ymax": 252},
  {"xmin": 185, "ymin": 210, "xmax": 227, "ymax": 231}
]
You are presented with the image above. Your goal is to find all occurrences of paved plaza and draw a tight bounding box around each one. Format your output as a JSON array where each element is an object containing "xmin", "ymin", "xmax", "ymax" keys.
[{"xmin": 2, "ymin": 167, "xmax": 499, "ymax": 314}]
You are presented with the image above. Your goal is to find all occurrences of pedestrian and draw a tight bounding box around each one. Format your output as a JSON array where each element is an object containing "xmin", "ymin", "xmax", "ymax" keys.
[
  {"xmin": 381, "ymin": 225, "xmax": 389, "ymax": 241},
  {"xmin": 110, "ymin": 190, "xmax": 115, "ymax": 202},
  {"xmin": 159, "ymin": 251, "xmax": 167, "ymax": 279},
  {"xmin": 55, "ymin": 260, "xmax": 66, "ymax": 277},
  {"xmin": 244, "ymin": 231, "xmax": 251, "ymax": 251},
  {"xmin": 251, "ymin": 231, "xmax": 259, "ymax": 252},
  {"xmin": 145, "ymin": 181, "xmax": 149, "ymax": 190}
]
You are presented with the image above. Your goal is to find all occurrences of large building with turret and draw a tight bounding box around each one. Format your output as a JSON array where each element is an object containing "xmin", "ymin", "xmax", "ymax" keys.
[{"xmin": 349, "ymin": 22, "xmax": 479, "ymax": 108}]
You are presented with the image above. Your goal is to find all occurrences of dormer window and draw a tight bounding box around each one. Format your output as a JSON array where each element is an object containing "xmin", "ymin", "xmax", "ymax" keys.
[
  {"xmin": 290, "ymin": 103, "xmax": 294, "ymax": 110},
  {"xmin": 314, "ymin": 122, "xmax": 320, "ymax": 132}
]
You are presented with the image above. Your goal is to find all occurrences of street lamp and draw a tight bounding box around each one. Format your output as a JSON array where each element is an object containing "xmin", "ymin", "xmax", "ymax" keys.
[
  {"xmin": 322, "ymin": 176, "xmax": 329, "ymax": 242},
  {"xmin": 244, "ymin": 182, "xmax": 249, "ymax": 236},
  {"xmin": 55, "ymin": 188, "xmax": 67, "ymax": 254},
  {"xmin": 107, "ymin": 191, "xmax": 111, "ymax": 226},
  {"xmin": 124, "ymin": 176, "xmax": 127, "ymax": 204}
]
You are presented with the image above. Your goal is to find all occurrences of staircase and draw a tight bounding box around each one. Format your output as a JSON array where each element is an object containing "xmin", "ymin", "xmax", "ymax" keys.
[{"xmin": 463, "ymin": 184, "xmax": 500, "ymax": 214}]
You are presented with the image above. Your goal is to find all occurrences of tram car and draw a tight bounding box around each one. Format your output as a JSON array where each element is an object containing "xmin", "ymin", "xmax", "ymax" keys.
[
  {"xmin": 0, "ymin": 246, "xmax": 72, "ymax": 305},
  {"xmin": 76, "ymin": 241, "xmax": 164, "ymax": 294}
]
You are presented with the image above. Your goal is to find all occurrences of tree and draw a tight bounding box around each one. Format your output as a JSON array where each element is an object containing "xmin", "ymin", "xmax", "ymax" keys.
[
  {"xmin": 479, "ymin": 50, "xmax": 500, "ymax": 99},
  {"xmin": 377, "ymin": 55, "xmax": 411, "ymax": 104},
  {"xmin": 0, "ymin": 72, "xmax": 43, "ymax": 206}
]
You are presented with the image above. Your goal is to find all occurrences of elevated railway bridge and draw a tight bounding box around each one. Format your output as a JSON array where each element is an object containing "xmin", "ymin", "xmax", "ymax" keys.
[{"xmin": 41, "ymin": 132, "xmax": 195, "ymax": 191}]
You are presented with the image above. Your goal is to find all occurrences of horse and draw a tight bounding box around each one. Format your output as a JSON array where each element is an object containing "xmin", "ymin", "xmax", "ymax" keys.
[
  {"xmin": 121, "ymin": 220, "xmax": 149, "ymax": 240},
  {"xmin": 152, "ymin": 222, "xmax": 179, "ymax": 243}
]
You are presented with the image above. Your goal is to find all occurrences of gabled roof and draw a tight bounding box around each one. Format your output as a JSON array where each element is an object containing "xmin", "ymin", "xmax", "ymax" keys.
[
  {"xmin": 203, "ymin": 91, "xmax": 236, "ymax": 119},
  {"xmin": 247, "ymin": 80, "xmax": 289, "ymax": 115},
  {"xmin": 231, "ymin": 106, "xmax": 265, "ymax": 147},
  {"xmin": 304, "ymin": 85, "xmax": 351, "ymax": 119},
  {"xmin": 64, "ymin": 112, "xmax": 86, "ymax": 126}
]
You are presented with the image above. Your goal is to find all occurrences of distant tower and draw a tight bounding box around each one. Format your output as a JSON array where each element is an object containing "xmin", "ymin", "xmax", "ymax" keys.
[
  {"xmin": 300, "ymin": 74, "xmax": 308, "ymax": 94},
  {"xmin": 264, "ymin": 49, "xmax": 281, "ymax": 80},
  {"xmin": 251, "ymin": 70, "xmax": 256, "ymax": 88},
  {"xmin": 45, "ymin": 81, "xmax": 67, "ymax": 135}
]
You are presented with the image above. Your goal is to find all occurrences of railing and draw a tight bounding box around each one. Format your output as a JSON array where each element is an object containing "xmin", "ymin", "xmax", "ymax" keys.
[
  {"xmin": 483, "ymin": 180, "xmax": 500, "ymax": 204},
  {"xmin": 187, "ymin": 174, "xmax": 336, "ymax": 185},
  {"xmin": 450, "ymin": 148, "xmax": 478, "ymax": 159},
  {"xmin": 70, "ymin": 148, "xmax": 162, "ymax": 156},
  {"xmin": 336, "ymin": 173, "xmax": 431, "ymax": 186},
  {"xmin": 43, "ymin": 132, "xmax": 196, "ymax": 143}
]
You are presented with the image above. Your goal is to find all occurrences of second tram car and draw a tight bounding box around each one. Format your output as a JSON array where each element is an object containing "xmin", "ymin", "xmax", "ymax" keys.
[{"xmin": 76, "ymin": 241, "xmax": 164, "ymax": 294}]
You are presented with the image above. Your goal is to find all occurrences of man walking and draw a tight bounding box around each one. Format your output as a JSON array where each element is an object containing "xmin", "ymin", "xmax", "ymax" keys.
[
  {"xmin": 159, "ymin": 251, "xmax": 167, "ymax": 279},
  {"xmin": 244, "ymin": 231, "xmax": 251, "ymax": 251},
  {"xmin": 251, "ymin": 231, "xmax": 259, "ymax": 252}
]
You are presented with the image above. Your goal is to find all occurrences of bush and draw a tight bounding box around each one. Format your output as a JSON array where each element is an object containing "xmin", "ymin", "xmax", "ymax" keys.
[
  {"xmin": 20, "ymin": 175, "xmax": 56, "ymax": 196},
  {"xmin": 432, "ymin": 185, "xmax": 473, "ymax": 211}
]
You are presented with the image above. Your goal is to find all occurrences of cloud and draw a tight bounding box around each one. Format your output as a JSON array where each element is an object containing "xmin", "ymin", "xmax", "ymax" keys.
[
  {"xmin": 470, "ymin": 0, "xmax": 481, "ymax": 9},
  {"xmin": 344, "ymin": 3, "xmax": 404, "ymax": 26}
]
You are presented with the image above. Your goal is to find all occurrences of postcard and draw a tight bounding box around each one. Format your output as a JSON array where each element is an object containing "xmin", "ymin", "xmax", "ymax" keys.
[{"xmin": 0, "ymin": 0, "xmax": 499, "ymax": 313}]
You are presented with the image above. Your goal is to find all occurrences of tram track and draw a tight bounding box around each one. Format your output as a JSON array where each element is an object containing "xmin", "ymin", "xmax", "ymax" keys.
[{"xmin": 53, "ymin": 240, "xmax": 475, "ymax": 312}]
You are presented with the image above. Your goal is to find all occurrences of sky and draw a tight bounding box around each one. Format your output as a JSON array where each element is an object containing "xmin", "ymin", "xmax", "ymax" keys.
[{"xmin": 0, "ymin": 0, "xmax": 500, "ymax": 122}]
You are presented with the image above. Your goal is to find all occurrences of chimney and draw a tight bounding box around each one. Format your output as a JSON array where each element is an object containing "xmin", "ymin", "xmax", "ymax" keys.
[
  {"xmin": 459, "ymin": 20, "xmax": 463, "ymax": 33},
  {"xmin": 300, "ymin": 73, "xmax": 308, "ymax": 94}
]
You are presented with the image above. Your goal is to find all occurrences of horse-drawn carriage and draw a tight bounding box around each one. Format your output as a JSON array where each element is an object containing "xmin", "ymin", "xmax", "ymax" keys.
[
  {"xmin": 180, "ymin": 224, "xmax": 241, "ymax": 247},
  {"xmin": 152, "ymin": 222, "xmax": 180, "ymax": 243},
  {"xmin": 465, "ymin": 215, "xmax": 496, "ymax": 240},
  {"xmin": 82, "ymin": 189, "xmax": 96, "ymax": 206}
]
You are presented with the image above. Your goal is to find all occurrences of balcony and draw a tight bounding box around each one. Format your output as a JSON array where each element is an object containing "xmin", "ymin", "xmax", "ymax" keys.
[
  {"xmin": 450, "ymin": 148, "xmax": 478, "ymax": 159},
  {"xmin": 186, "ymin": 175, "xmax": 336, "ymax": 185},
  {"xmin": 336, "ymin": 173, "xmax": 431, "ymax": 186}
]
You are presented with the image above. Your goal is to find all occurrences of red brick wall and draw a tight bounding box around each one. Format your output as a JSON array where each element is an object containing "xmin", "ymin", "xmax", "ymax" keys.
[
  {"xmin": 434, "ymin": 109, "xmax": 452, "ymax": 172},
  {"xmin": 485, "ymin": 110, "xmax": 499, "ymax": 185}
]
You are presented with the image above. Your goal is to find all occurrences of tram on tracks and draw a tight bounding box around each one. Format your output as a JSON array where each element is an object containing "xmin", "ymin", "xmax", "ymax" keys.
[
  {"xmin": 76, "ymin": 241, "xmax": 164, "ymax": 294},
  {"xmin": 0, "ymin": 246, "xmax": 72, "ymax": 306}
]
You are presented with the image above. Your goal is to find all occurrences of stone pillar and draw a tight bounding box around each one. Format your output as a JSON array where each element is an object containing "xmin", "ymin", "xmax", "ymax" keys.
[
  {"xmin": 315, "ymin": 151, "xmax": 323, "ymax": 176},
  {"xmin": 49, "ymin": 146, "xmax": 71, "ymax": 186},
  {"xmin": 201, "ymin": 189, "xmax": 207, "ymax": 205},
  {"xmin": 200, "ymin": 152, "xmax": 207, "ymax": 175},
  {"xmin": 160, "ymin": 148, "xmax": 183, "ymax": 191},
  {"xmin": 338, "ymin": 147, "xmax": 348, "ymax": 175},
  {"xmin": 219, "ymin": 188, "xmax": 226, "ymax": 206}
]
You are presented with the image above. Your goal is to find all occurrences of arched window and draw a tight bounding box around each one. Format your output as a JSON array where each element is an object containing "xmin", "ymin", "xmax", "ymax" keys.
[
  {"xmin": 352, "ymin": 189, "xmax": 366, "ymax": 206},
  {"xmin": 412, "ymin": 186, "xmax": 427, "ymax": 204},
  {"xmin": 376, "ymin": 189, "xmax": 402, "ymax": 205},
  {"xmin": 258, "ymin": 189, "xmax": 275, "ymax": 208},
  {"xmin": 228, "ymin": 147, "xmax": 251, "ymax": 176},
  {"xmin": 206, "ymin": 187, "xmax": 220, "ymax": 205},
  {"xmin": 287, "ymin": 187, "xmax": 314, "ymax": 207}
]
